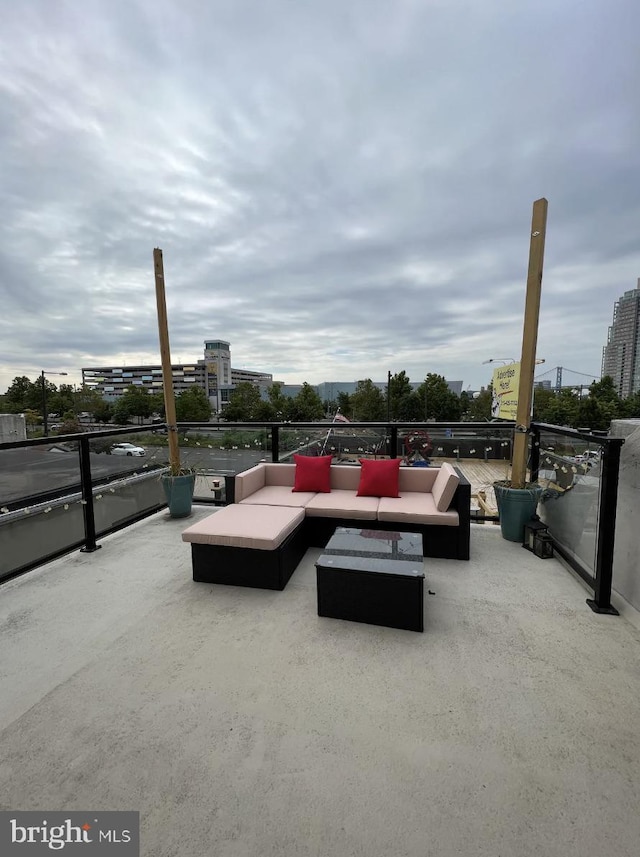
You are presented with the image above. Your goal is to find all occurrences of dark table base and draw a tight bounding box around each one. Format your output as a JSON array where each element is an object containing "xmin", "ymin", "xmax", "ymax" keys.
[{"xmin": 316, "ymin": 562, "xmax": 424, "ymax": 632}]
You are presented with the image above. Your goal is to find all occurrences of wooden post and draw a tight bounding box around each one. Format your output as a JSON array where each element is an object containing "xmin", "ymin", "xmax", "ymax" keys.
[
  {"xmin": 153, "ymin": 248, "xmax": 181, "ymax": 475},
  {"xmin": 512, "ymin": 198, "xmax": 548, "ymax": 489}
]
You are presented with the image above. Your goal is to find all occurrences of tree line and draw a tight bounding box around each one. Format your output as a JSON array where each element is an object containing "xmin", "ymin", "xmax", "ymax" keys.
[
  {"xmin": 2, "ymin": 372, "xmax": 640, "ymax": 433},
  {"xmin": 0, "ymin": 377, "xmax": 211, "ymax": 432},
  {"xmin": 222, "ymin": 374, "xmax": 465, "ymax": 422},
  {"xmin": 222, "ymin": 373, "xmax": 640, "ymax": 430}
]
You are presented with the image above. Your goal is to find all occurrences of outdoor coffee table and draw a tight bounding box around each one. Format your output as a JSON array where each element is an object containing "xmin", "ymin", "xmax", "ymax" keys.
[{"xmin": 315, "ymin": 527, "xmax": 425, "ymax": 632}]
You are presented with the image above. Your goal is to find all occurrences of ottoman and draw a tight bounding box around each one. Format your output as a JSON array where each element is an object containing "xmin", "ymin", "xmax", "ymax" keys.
[{"xmin": 181, "ymin": 504, "xmax": 307, "ymax": 590}]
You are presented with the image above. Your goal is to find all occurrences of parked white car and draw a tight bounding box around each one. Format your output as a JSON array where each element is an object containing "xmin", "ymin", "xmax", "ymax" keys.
[
  {"xmin": 573, "ymin": 450, "xmax": 600, "ymax": 468},
  {"xmin": 110, "ymin": 442, "xmax": 146, "ymax": 457}
]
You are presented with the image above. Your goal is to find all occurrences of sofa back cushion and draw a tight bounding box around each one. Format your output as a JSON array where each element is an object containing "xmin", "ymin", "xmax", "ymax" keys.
[
  {"xmin": 239, "ymin": 462, "xmax": 458, "ymax": 508},
  {"xmin": 328, "ymin": 465, "xmax": 362, "ymax": 491},
  {"xmin": 397, "ymin": 467, "xmax": 438, "ymax": 493},
  {"xmin": 432, "ymin": 462, "xmax": 460, "ymax": 512},
  {"xmin": 264, "ymin": 464, "xmax": 296, "ymax": 487},
  {"xmin": 292, "ymin": 454, "xmax": 332, "ymax": 493}
]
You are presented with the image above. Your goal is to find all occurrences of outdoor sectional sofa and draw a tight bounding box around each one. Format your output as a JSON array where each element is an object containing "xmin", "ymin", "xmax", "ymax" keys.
[{"xmin": 182, "ymin": 461, "xmax": 471, "ymax": 590}]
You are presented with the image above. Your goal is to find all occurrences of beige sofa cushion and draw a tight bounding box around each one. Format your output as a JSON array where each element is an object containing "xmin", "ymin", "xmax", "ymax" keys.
[
  {"xmin": 239, "ymin": 486, "xmax": 315, "ymax": 507},
  {"xmin": 305, "ymin": 490, "xmax": 379, "ymax": 519},
  {"xmin": 182, "ymin": 505, "xmax": 304, "ymax": 550},
  {"xmin": 234, "ymin": 463, "xmax": 300, "ymax": 501},
  {"xmin": 329, "ymin": 465, "xmax": 363, "ymax": 491},
  {"xmin": 263, "ymin": 464, "xmax": 296, "ymax": 487},
  {"xmin": 431, "ymin": 462, "xmax": 460, "ymax": 512},
  {"xmin": 398, "ymin": 467, "xmax": 438, "ymax": 492},
  {"xmin": 233, "ymin": 464, "xmax": 267, "ymax": 502},
  {"xmin": 378, "ymin": 493, "xmax": 459, "ymax": 526}
]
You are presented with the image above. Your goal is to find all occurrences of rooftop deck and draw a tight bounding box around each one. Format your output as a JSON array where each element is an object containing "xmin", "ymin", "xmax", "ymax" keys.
[{"xmin": 1, "ymin": 509, "xmax": 639, "ymax": 856}]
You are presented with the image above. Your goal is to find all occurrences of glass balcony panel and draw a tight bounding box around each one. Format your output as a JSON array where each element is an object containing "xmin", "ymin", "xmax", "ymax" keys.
[
  {"xmin": 94, "ymin": 472, "xmax": 166, "ymax": 535},
  {"xmin": 537, "ymin": 429, "xmax": 600, "ymax": 577},
  {"xmin": 399, "ymin": 426, "xmax": 513, "ymax": 466},
  {"xmin": 276, "ymin": 427, "xmax": 322, "ymax": 459},
  {"xmin": 1, "ymin": 439, "xmax": 84, "ymax": 579},
  {"xmin": 174, "ymin": 426, "xmax": 269, "ymax": 499},
  {"xmin": 1, "ymin": 439, "xmax": 81, "ymax": 507},
  {"xmin": 0, "ymin": 497, "xmax": 85, "ymax": 580},
  {"xmin": 290, "ymin": 427, "xmax": 388, "ymax": 463}
]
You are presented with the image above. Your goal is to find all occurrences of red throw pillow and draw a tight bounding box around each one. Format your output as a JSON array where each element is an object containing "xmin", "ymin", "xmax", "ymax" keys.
[
  {"xmin": 356, "ymin": 458, "xmax": 401, "ymax": 498},
  {"xmin": 292, "ymin": 454, "xmax": 332, "ymax": 493}
]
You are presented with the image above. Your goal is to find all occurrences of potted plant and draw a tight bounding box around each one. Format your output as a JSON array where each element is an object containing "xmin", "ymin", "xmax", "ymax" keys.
[
  {"xmin": 160, "ymin": 462, "xmax": 196, "ymax": 519},
  {"xmin": 493, "ymin": 463, "xmax": 542, "ymax": 543}
]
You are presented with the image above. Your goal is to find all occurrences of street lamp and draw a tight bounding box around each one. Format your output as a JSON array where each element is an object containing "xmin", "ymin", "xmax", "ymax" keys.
[
  {"xmin": 41, "ymin": 370, "xmax": 68, "ymax": 436},
  {"xmin": 483, "ymin": 358, "xmax": 545, "ymax": 366}
]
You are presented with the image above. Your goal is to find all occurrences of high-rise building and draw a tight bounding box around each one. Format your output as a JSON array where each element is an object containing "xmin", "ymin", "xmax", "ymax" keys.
[
  {"xmin": 602, "ymin": 279, "xmax": 640, "ymax": 397},
  {"xmin": 202, "ymin": 339, "xmax": 232, "ymax": 411}
]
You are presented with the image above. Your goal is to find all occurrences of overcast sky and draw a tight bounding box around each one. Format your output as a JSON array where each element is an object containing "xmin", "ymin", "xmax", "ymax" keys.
[{"xmin": 1, "ymin": 0, "xmax": 639, "ymax": 396}]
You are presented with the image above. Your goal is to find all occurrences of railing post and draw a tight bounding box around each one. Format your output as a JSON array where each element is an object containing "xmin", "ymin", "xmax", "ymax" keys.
[
  {"xmin": 79, "ymin": 436, "xmax": 101, "ymax": 553},
  {"xmin": 529, "ymin": 425, "xmax": 541, "ymax": 483},
  {"xmin": 272, "ymin": 425, "xmax": 280, "ymax": 462},
  {"xmin": 389, "ymin": 426, "xmax": 398, "ymax": 459},
  {"xmin": 224, "ymin": 474, "xmax": 235, "ymax": 505},
  {"xmin": 587, "ymin": 439, "xmax": 623, "ymax": 615}
]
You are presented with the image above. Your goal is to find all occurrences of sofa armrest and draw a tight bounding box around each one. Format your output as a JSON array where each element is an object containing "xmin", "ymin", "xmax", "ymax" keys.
[
  {"xmin": 234, "ymin": 463, "xmax": 267, "ymax": 502},
  {"xmin": 450, "ymin": 467, "xmax": 471, "ymax": 559},
  {"xmin": 449, "ymin": 467, "xmax": 471, "ymax": 514}
]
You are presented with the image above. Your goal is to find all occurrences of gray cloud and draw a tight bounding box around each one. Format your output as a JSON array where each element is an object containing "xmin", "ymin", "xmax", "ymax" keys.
[{"xmin": 1, "ymin": 0, "xmax": 639, "ymax": 395}]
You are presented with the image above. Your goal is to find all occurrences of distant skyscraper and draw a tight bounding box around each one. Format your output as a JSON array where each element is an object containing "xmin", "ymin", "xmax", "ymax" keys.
[{"xmin": 602, "ymin": 279, "xmax": 640, "ymax": 397}]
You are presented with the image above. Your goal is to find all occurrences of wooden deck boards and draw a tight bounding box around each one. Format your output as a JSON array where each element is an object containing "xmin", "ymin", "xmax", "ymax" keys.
[{"xmin": 440, "ymin": 458, "xmax": 511, "ymax": 516}]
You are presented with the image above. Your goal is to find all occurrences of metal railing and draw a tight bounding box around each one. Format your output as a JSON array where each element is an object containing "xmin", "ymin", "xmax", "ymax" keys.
[
  {"xmin": 530, "ymin": 422, "xmax": 624, "ymax": 614},
  {"xmin": 0, "ymin": 420, "xmax": 625, "ymax": 615},
  {"xmin": 0, "ymin": 425, "xmax": 168, "ymax": 581}
]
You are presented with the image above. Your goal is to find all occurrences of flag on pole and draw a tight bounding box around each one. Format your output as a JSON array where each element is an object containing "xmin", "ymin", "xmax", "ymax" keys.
[{"xmin": 321, "ymin": 409, "xmax": 349, "ymax": 455}]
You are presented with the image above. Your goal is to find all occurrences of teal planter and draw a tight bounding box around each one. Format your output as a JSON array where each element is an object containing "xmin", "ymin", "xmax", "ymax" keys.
[
  {"xmin": 493, "ymin": 482, "xmax": 543, "ymax": 543},
  {"xmin": 161, "ymin": 473, "xmax": 196, "ymax": 518}
]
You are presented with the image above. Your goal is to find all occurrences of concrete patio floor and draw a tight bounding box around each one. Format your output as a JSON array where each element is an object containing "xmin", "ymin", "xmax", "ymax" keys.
[{"xmin": 1, "ymin": 508, "xmax": 639, "ymax": 857}]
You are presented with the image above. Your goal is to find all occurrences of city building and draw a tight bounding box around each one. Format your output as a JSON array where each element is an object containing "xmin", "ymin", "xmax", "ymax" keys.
[
  {"xmin": 82, "ymin": 340, "xmax": 272, "ymax": 412},
  {"xmin": 602, "ymin": 279, "xmax": 640, "ymax": 397}
]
